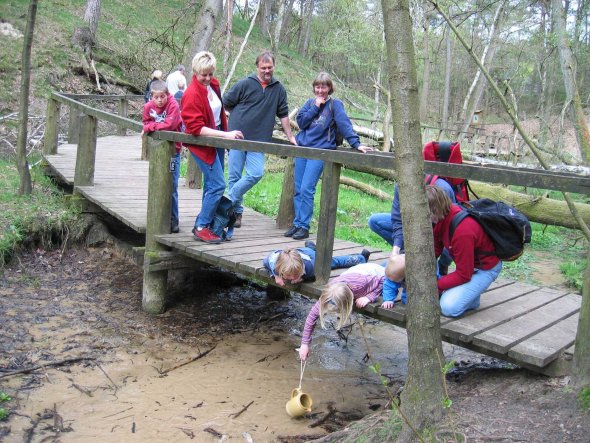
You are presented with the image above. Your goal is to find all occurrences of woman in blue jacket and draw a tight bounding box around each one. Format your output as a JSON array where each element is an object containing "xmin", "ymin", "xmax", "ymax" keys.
[{"xmin": 284, "ymin": 72, "xmax": 373, "ymax": 240}]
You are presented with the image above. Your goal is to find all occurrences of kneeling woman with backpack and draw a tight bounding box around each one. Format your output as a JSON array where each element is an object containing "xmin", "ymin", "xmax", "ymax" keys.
[{"xmin": 427, "ymin": 185, "xmax": 502, "ymax": 317}]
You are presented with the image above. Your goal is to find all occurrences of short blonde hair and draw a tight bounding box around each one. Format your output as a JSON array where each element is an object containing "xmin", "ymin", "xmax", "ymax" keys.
[
  {"xmin": 312, "ymin": 72, "xmax": 334, "ymax": 95},
  {"xmin": 151, "ymin": 70, "xmax": 163, "ymax": 80},
  {"xmin": 426, "ymin": 185, "xmax": 452, "ymax": 220},
  {"xmin": 319, "ymin": 282, "xmax": 354, "ymax": 330},
  {"xmin": 192, "ymin": 51, "xmax": 216, "ymax": 75},
  {"xmin": 386, "ymin": 254, "xmax": 406, "ymax": 282},
  {"xmin": 275, "ymin": 249, "xmax": 304, "ymax": 281}
]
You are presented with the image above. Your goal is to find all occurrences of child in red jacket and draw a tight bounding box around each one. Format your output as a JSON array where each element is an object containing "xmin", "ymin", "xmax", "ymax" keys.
[{"xmin": 142, "ymin": 80, "xmax": 183, "ymax": 233}]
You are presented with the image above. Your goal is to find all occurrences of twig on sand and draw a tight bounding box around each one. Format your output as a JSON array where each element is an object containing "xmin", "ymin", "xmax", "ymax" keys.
[
  {"xmin": 0, "ymin": 357, "xmax": 96, "ymax": 379},
  {"xmin": 309, "ymin": 404, "xmax": 337, "ymax": 428},
  {"xmin": 97, "ymin": 364, "xmax": 118, "ymax": 392},
  {"xmin": 158, "ymin": 345, "xmax": 217, "ymax": 376},
  {"xmin": 229, "ymin": 400, "xmax": 254, "ymax": 419},
  {"xmin": 204, "ymin": 427, "xmax": 224, "ymax": 438},
  {"xmin": 176, "ymin": 427, "xmax": 195, "ymax": 439}
]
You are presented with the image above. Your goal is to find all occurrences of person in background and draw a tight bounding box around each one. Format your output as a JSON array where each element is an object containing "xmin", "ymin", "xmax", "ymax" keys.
[
  {"xmin": 427, "ymin": 185, "xmax": 502, "ymax": 317},
  {"xmin": 144, "ymin": 69, "xmax": 163, "ymax": 103},
  {"xmin": 297, "ymin": 261, "xmax": 385, "ymax": 361},
  {"xmin": 263, "ymin": 240, "xmax": 371, "ymax": 287},
  {"xmin": 142, "ymin": 80, "xmax": 182, "ymax": 233},
  {"xmin": 173, "ymin": 77, "xmax": 186, "ymax": 110},
  {"xmin": 285, "ymin": 72, "xmax": 372, "ymax": 240},
  {"xmin": 166, "ymin": 64, "xmax": 187, "ymax": 97},
  {"xmin": 223, "ymin": 51, "xmax": 297, "ymax": 229},
  {"xmin": 181, "ymin": 51, "xmax": 243, "ymax": 244}
]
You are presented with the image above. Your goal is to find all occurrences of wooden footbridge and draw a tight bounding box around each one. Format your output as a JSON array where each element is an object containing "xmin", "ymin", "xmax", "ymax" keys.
[{"xmin": 41, "ymin": 93, "xmax": 589, "ymax": 376}]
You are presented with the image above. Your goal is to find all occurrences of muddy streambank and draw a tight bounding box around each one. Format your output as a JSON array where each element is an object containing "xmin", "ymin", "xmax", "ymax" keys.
[{"xmin": 0, "ymin": 246, "xmax": 588, "ymax": 442}]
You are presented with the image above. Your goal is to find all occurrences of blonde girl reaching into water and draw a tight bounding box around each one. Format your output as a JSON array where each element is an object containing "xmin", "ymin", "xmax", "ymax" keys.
[{"xmin": 298, "ymin": 263, "xmax": 385, "ymax": 361}]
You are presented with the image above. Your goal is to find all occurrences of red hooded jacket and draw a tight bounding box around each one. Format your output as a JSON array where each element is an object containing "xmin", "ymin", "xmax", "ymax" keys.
[
  {"xmin": 181, "ymin": 76, "xmax": 228, "ymax": 165},
  {"xmin": 142, "ymin": 93, "xmax": 182, "ymax": 153}
]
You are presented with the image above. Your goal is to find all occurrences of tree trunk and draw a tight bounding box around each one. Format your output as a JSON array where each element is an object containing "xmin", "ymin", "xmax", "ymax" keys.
[
  {"xmin": 257, "ymin": 0, "xmax": 272, "ymax": 39},
  {"xmin": 83, "ymin": 0, "xmax": 100, "ymax": 40},
  {"xmin": 301, "ymin": 0, "xmax": 314, "ymax": 56},
  {"xmin": 297, "ymin": 0, "xmax": 306, "ymax": 52},
  {"xmin": 280, "ymin": 0, "xmax": 296, "ymax": 45},
  {"xmin": 419, "ymin": 12, "xmax": 432, "ymax": 123},
  {"xmin": 381, "ymin": 0, "xmax": 445, "ymax": 440},
  {"xmin": 272, "ymin": 0, "xmax": 286, "ymax": 52},
  {"xmin": 223, "ymin": 0, "xmax": 234, "ymax": 77},
  {"xmin": 185, "ymin": 0, "xmax": 223, "ymax": 189},
  {"xmin": 17, "ymin": 0, "xmax": 37, "ymax": 195},
  {"xmin": 440, "ymin": 29, "xmax": 452, "ymax": 135},
  {"xmin": 573, "ymin": 249, "xmax": 590, "ymax": 388},
  {"xmin": 458, "ymin": 0, "xmax": 505, "ymax": 139},
  {"xmin": 552, "ymin": 0, "xmax": 590, "ymax": 163}
]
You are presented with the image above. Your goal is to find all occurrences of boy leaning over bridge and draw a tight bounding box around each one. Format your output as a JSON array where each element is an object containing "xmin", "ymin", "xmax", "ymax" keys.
[{"xmin": 142, "ymin": 80, "xmax": 183, "ymax": 234}]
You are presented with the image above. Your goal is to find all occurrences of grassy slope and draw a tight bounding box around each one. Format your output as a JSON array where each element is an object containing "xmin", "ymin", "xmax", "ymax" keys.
[{"xmin": 0, "ymin": 2, "xmax": 585, "ymax": 290}]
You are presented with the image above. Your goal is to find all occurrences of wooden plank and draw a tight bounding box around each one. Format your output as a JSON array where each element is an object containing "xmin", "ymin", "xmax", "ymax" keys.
[
  {"xmin": 471, "ymin": 293, "xmax": 580, "ymax": 354},
  {"xmin": 441, "ymin": 288, "xmax": 565, "ymax": 343},
  {"xmin": 508, "ymin": 313, "xmax": 580, "ymax": 367}
]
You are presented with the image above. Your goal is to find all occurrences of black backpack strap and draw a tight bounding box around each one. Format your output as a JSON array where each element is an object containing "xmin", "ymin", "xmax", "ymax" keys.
[
  {"xmin": 449, "ymin": 209, "xmax": 469, "ymax": 241},
  {"xmin": 466, "ymin": 180, "xmax": 480, "ymax": 200},
  {"xmin": 437, "ymin": 141, "xmax": 452, "ymax": 163}
]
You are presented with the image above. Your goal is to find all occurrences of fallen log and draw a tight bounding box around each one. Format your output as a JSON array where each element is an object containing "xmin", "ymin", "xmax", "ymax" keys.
[{"xmin": 339, "ymin": 176, "xmax": 391, "ymax": 201}]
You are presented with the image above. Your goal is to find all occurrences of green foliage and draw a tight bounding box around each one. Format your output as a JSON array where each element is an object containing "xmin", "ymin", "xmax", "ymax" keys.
[
  {"xmin": 0, "ymin": 408, "xmax": 8, "ymax": 421},
  {"xmin": 560, "ymin": 260, "xmax": 585, "ymax": 291},
  {"xmin": 0, "ymin": 157, "xmax": 80, "ymax": 267},
  {"xmin": 579, "ymin": 387, "xmax": 590, "ymax": 411},
  {"xmin": 0, "ymin": 392, "xmax": 10, "ymax": 403}
]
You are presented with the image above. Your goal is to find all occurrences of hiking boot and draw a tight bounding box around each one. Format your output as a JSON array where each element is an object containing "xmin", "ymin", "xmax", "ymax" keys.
[
  {"xmin": 284, "ymin": 225, "xmax": 298, "ymax": 237},
  {"xmin": 361, "ymin": 249, "xmax": 371, "ymax": 262},
  {"xmin": 304, "ymin": 240, "xmax": 316, "ymax": 250},
  {"xmin": 192, "ymin": 226, "xmax": 221, "ymax": 244},
  {"xmin": 234, "ymin": 213, "xmax": 242, "ymax": 228},
  {"xmin": 292, "ymin": 228, "xmax": 309, "ymax": 240},
  {"xmin": 171, "ymin": 219, "xmax": 179, "ymax": 234}
]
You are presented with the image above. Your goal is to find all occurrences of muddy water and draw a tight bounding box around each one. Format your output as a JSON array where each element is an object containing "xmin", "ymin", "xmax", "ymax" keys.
[{"xmin": 0, "ymin": 248, "xmax": 484, "ymax": 442}]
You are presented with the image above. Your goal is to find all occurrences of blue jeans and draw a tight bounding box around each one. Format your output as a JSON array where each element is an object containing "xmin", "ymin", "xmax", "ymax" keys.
[
  {"xmin": 217, "ymin": 148, "xmax": 225, "ymax": 171},
  {"xmin": 368, "ymin": 212, "xmax": 393, "ymax": 245},
  {"xmin": 171, "ymin": 152, "xmax": 180, "ymax": 224},
  {"xmin": 439, "ymin": 261, "xmax": 503, "ymax": 317},
  {"xmin": 190, "ymin": 152, "xmax": 226, "ymax": 228},
  {"xmin": 293, "ymin": 157, "xmax": 324, "ymax": 230},
  {"xmin": 227, "ymin": 150, "xmax": 265, "ymax": 215},
  {"xmin": 300, "ymin": 247, "xmax": 367, "ymax": 269}
]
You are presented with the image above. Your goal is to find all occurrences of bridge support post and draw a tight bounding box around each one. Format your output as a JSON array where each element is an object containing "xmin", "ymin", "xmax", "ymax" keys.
[
  {"xmin": 314, "ymin": 161, "xmax": 341, "ymax": 284},
  {"xmin": 117, "ymin": 98, "xmax": 128, "ymax": 136},
  {"xmin": 68, "ymin": 106, "xmax": 81, "ymax": 144},
  {"xmin": 74, "ymin": 114, "xmax": 97, "ymax": 186},
  {"xmin": 43, "ymin": 98, "xmax": 60, "ymax": 155},
  {"xmin": 142, "ymin": 138, "xmax": 174, "ymax": 314},
  {"xmin": 186, "ymin": 156, "xmax": 203, "ymax": 189},
  {"xmin": 276, "ymin": 157, "xmax": 295, "ymax": 228}
]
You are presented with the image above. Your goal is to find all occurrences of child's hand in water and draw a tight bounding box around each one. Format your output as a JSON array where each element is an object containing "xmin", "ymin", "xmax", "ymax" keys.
[
  {"xmin": 298, "ymin": 344, "xmax": 309, "ymax": 361},
  {"xmin": 274, "ymin": 276, "xmax": 285, "ymax": 286},
  {"xmin": 355, "ymin": 296, "xmax": 370, "ymax": 308}
]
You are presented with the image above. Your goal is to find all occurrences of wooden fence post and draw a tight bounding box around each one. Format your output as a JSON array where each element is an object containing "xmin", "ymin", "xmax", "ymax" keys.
[
  {"xmin": 314, "ymin": 161, "xmax": 341, "ymax": 284},
  {"xmin": 276, "ymin": 157, "xmax": 295, "ymax": 228},
  {"xmin": 142, "ymin": 138, "xmax": 174, "ymax": 314},
  {"xmin": 43, "ymin": 98, "xmax": 60, "ymax": 155},
  {"xmin": 141, "ymin": 133, "xmax": 149, "ymax": 160},
  {"xmin": 118, "ymin": 98, "xmax": 128, "ymax": 136},
  {"xmin": 74, "ymin": 114, "xmax": 97, "ymax": 187},
  {"xmin": 68, "ymin": 106, "xmax": 81, "ymax": 144},
  {"xmin": 186, "ymin": 156, "xmax": 203, "ymax": 189}
]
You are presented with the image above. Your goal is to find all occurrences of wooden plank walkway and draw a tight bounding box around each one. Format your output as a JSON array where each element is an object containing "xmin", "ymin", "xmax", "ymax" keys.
[{"xmin": 43, "ymin": 135, "xmax": 581, "ymax": 375}]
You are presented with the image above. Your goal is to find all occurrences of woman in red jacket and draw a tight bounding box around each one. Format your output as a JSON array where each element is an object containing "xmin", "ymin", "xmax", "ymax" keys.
[
  {"xmin": 181, "ymin": 51, "xmax": 243, "ymax": 244},
  {"xmin": 427, "ymin": 185, "xmax": 502, "ymax": 317}
]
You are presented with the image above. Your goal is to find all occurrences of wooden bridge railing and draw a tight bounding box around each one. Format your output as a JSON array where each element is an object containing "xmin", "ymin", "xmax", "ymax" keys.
[{"xmin": 43, "ymin": 92, "xmax": 590, "ymax": 314}]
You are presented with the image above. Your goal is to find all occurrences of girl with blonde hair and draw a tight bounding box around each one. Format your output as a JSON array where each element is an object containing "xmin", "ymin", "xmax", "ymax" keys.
[{"xmin": 298, "ymin": 262, "xmax": 386, "ymax": 361}]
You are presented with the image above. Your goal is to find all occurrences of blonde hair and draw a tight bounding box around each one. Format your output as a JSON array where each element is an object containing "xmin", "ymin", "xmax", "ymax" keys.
[
  {"xmin": 318, "ymin": 282, "xmax": 354, "ymax": 330},
  {"xmin": 426, "ymin": 185, "xmax": 452, "ymax": 220},
  {"xmin": 386, "ymin": 254, "xmax": 406, "ymax": 282},
  {"xmin": 192, "ymin": 51, "xmax": 217, "ymax": 75},
  {"xmin": 177, "ymin": 77, "xmax": 186, "ymax": 89},
  {"xmin": 151, "ymin": 70, "xmax": 163, "ymax": 80},
  {"xmin": 275, "ymin": 249, "xmax": 304, "ymax": 280}
]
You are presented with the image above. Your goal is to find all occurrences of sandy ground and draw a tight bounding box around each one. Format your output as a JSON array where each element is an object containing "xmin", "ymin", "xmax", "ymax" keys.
[{"xmin": 0, "ymin": 246, "xmax": 588, "ymax": 442}]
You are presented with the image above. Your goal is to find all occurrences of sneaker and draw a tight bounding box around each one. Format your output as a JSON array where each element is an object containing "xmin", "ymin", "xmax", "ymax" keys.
[
  {"xmin": 284, "ymin": 225, "xmax": 299, "ymax": 237},
  {"xmin": 304, "ymin": 240, "xmax": 316, "ymax": 250},
  {"xmin": 361, "ymin": 249, "xmax": 371, "ymax": 262},
  {"xmin": 171, "ymin": 219, "xmax": 179, "ymax": 234},
  {"xmin": 234, "ymin": 213, "xmax": 242, "ymax": 228},
  {"xmin": 192, "ymin": 226, "xmax": 221, "ymax": 244},
  {"xmin": 292, "ymin": 228, "xmax": 309, "ymax": 240}
]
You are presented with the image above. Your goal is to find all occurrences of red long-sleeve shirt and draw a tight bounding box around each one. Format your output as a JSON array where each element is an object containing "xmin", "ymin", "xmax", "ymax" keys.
[
  {"xmin": 142, "ymin": 93, "xmax": 182, "ymax": 153},
  {"xmin": 434, "ymin": 205, "xmax": 500, "ymax": 292},
  {"xmin": 181, "ymin": 76, "xmax": 228, "ymax": 165}
]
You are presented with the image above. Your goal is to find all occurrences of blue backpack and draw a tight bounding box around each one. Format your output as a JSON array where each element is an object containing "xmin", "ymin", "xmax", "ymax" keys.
[{"xmin": 210, "ymin": 196, "xmax": 236, "ymax": 241}]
